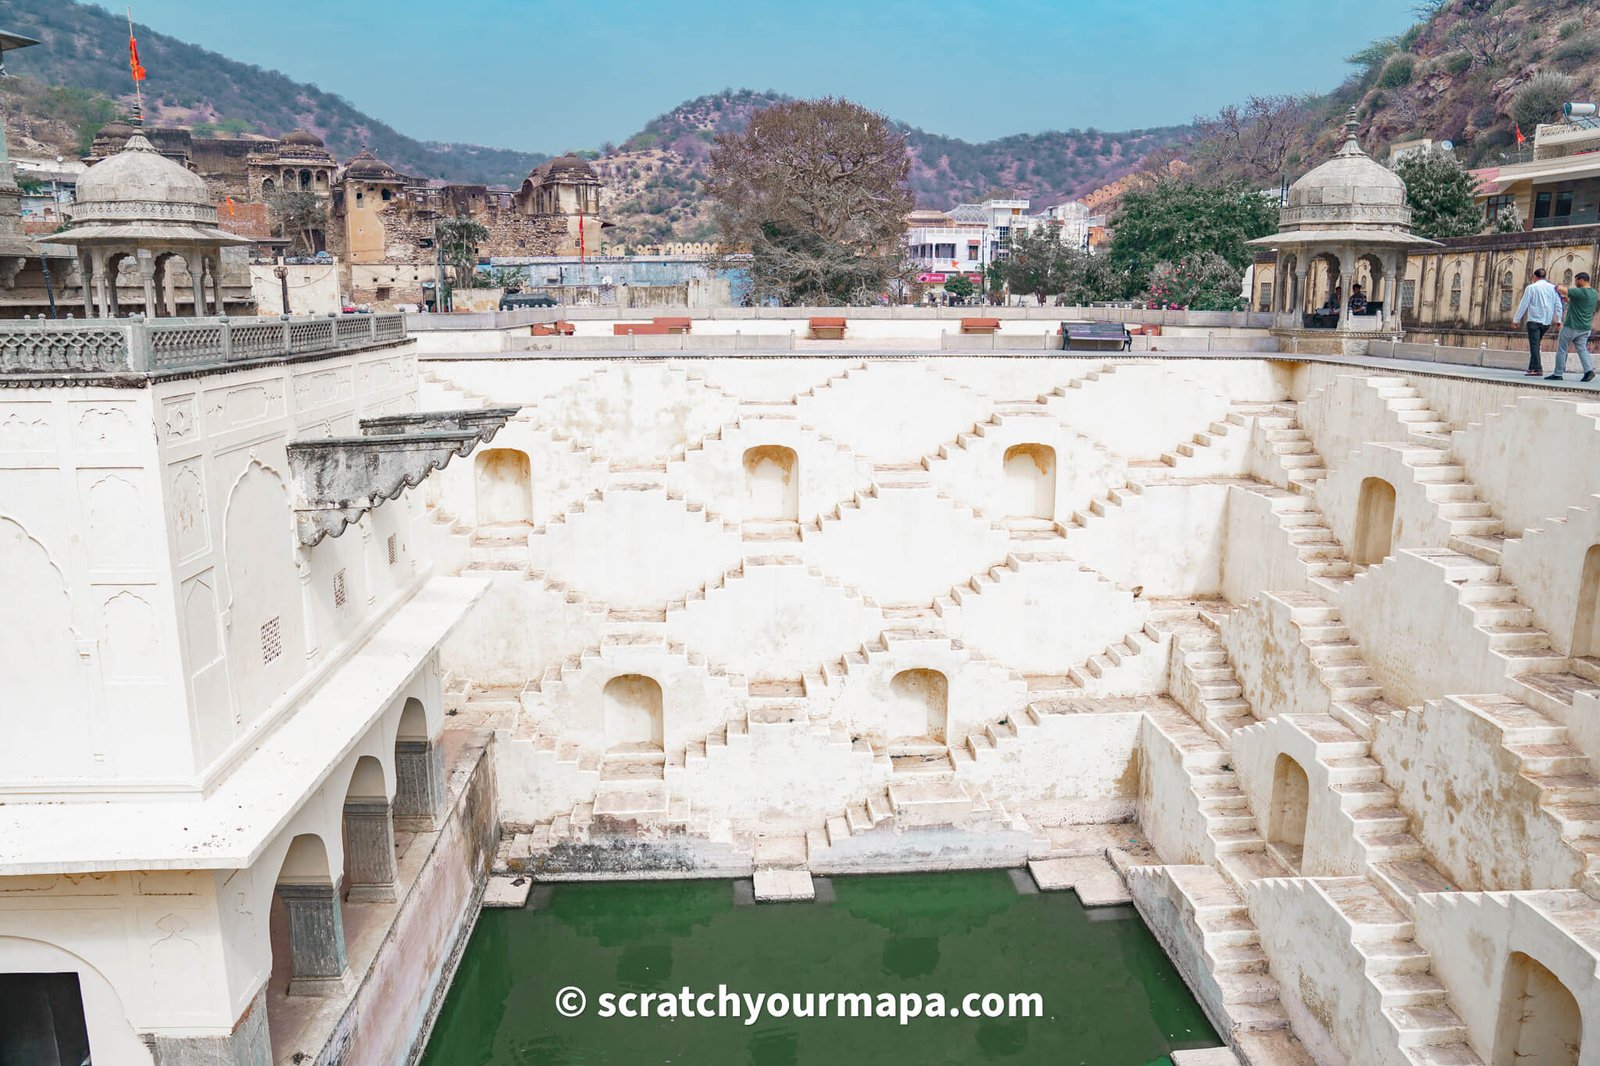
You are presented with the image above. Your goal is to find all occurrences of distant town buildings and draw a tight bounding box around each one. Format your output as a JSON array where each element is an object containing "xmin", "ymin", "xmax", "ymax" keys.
[{"xmin": 905, "ymin": 196, "xmax": 1091, "ymax": 292}]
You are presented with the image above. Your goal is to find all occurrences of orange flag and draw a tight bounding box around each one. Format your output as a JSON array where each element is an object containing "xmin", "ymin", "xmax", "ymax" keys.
[
  {"xmin": 225, "ymin": 197, "xmax": 236, "ymax": 216},
  {"xmin": 129, "ymin": 33, "xmax": 147, "ymax": 82},
  {"xmin": 1514, "ymin": 122, "xmax": 1525, "ymax": 146}
]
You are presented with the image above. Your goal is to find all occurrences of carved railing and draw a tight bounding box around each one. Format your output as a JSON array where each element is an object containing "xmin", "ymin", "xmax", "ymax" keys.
[{"xmin": 0, "ymin": 313, "xmax": 407, "ymax": 375}]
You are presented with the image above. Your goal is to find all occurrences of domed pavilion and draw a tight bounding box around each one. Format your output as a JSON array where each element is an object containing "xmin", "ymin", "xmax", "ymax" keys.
[
  {"xmin": 1249, "ymin": 111, "xmax": 1440, "ymax": 346},
  {"xmin": 52, "ymin": 127, "xmax": 251, "ymax": 318}
]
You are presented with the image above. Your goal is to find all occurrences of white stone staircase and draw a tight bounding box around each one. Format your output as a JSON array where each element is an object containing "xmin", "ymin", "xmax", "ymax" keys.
[
  {"xmin": 1271, "ymin": 591, "xmax": 1401, "ymax": 738},
  {"xmin": 1306, "ymin": 876, "xmax": 1482, "ymax": 1064},
  {"xmin": 1234, "ymin": 482, "xmax": 1356, "ymax": 587},
  {"xmin": 804, "ymin": 775, "xmax": 1043, "ymax": 873}
]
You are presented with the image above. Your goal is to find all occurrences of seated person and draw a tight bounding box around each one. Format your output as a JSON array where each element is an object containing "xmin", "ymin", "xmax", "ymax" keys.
[{"xmin": 1347, "ymin": 285, "xmax": 1369, "ymax": 315}]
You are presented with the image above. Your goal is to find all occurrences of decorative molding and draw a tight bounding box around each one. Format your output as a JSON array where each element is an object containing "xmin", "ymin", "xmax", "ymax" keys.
[{"xmin": 288, "ymin": 410, "xmax": 513, "ymax": 547}]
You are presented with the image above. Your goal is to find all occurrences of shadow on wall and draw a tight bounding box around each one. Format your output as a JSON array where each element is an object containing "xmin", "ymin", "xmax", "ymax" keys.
[
  {"xmin": 743, "ymin": 446, "xmax": 798, "ymax": 521},
  {"xmin": 1495, "ymin": 951, "xmax": 1581, "ymax": 1065}
]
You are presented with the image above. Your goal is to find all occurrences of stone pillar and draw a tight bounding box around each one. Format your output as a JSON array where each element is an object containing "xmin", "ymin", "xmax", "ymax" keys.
[
  {"xmin": 137, "ymin": 252, "xmax": 157, "ymax": 319},
  {"xmin": 89, "ymin": 249, "xmax": 109, "ymax": 318},
  {"xmin": 341, "ymin": 797, "xmax": 398, "ymax": 904},
  {"xmin": 1335, "ymin": 249, "xmax": 1358, "ymax": 333},
  {"xmin": 190, "ymin": 254, "xmax": 207, "ymax": 317},
  {"xmin": 149, "ymin": 986, "xmax": 273, "ymax": 1066},
  {"xmin": 1294, "ymin": 269, "xmax": 1308, "ymax": 323},
  {"xmin": 209, "ymin": 256, "xmax": 225, "ymax": 317},
  {"xmin": 275, "ymin": 882, "xmax": 348, "ymax": 997},
  {"xmin": 106, "ymin": 256, "xmax": 121, "ymax": 317},
  {"xmin": 394, "ymin": 739, "xmax": 447, "ymax": 831},
  {"xmin": 79, "ymin": 253, "xmax": 94, "ymax": 318}
]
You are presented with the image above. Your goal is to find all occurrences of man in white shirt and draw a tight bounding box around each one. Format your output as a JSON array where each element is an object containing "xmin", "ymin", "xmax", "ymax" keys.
[{"xmin": 1512, "ymin": 267, "xmax": 1564, "ymax": 376}]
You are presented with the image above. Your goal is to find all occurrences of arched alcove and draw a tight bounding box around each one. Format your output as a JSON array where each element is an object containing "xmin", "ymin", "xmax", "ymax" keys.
[
  {"xmin": 1002, "ymin": 443, "xmax": 1056, "ymax": 520},
  {"xmin": 224, "ymin": 462, "xmax": 302, "ymax": 729},
  {"xmin": 888, "ymin": 669, "xmax": 949, "ymax": 744},
  {"xmin": 1574, "ymin": 545, "xmax": 1600, "ymax": 661},
  {"xmin": 1353, "ymin": 477, "xmax": 1397, "ymax": 565},
  {"xmin": 268, "ymin": 832, "xmax": 347, "ymax": 1010},
  {"xmin": 474, "ymin": 448, "xmax": 532, "ymax": 526},
  {"xmin": 1268, "ymin": 753, "xmax": 1310, "ymax": 872},
  {"xmin": 742, "ymin": 445, "xmax": 798, "ymax": 520},
  {"xmin": 603, "ymin": 674, "xmax": 663, "ymax": 752},
  {"xmin": 341, "ymin": 755, "xmax": 397, "ymax": 904},
  {"xmin": 396, "ymin": 696, "xmax": 428, "ymax": 742},
  {"xmin": 1495, "ymin": 951, "xmax": 1581, "ymax": 1065},
  {"xmin": 0, "ymin": 518, "xmax": 89, "ymax": 780}
]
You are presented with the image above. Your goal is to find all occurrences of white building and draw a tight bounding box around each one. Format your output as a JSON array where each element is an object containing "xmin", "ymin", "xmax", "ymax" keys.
[{"xmin": 907, "ymin": 198, "xmax": 1092, "ymax": 291}]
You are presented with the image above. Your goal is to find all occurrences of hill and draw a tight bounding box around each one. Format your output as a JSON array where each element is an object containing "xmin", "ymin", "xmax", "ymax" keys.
[
  {"xmin": 1166, "ymin": 0, "xmax": 1600, "ymax": 188},
  {"xmin": 1, "ymin": 0, "xmax": 546, "ymax": 185}
]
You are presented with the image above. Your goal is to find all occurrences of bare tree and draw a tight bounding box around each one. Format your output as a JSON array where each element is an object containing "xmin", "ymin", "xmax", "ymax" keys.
[
  {"xmin": 1189, "ymin": 95, "xmax": 1314, "ymax": 188},
  {"xmin": 704, "ymin": 97, "xmax": 915, "ymax": 305},
  {"xmin": 267, "ymin": 190, "xmax": 327, "ymax": 256},
  {"xmin": 1453, "ymin": 14, "xmax": 1515, "ymax": 68}
]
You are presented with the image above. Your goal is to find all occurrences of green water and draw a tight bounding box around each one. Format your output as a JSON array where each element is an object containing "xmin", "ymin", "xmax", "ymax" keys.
[{"xmin": 422, "ymin": 870, "xmax": 1222, "ymax": 1065}]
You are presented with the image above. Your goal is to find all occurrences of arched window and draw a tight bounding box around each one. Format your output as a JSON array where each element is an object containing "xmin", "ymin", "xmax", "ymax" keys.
[
  {"xmin": 1500, "ymin": 270, "xmax": 1516, "ymax": 314},
  {"xmin": 380, "ymin": 187, "xmax": 393, "ymax": 202},
  {"xmin": 1565, "ymin": 269, "xmax": 1575, "ymax": 286},
  {"xmin": 261, "ymin": 177, "xmax": 276, "ymax": 195},
  {"xmin": 1449, "ymin": 272, "xmax": 1463, "ymax": 313},
  {"xmin": 1354, "ymin": 477, "xmax": 1398, "ymax": 566}
]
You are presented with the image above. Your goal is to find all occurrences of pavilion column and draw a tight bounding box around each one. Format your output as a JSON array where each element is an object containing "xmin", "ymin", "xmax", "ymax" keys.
[
  {"xmin": 89, "ymin": 248, "xmax": 109, "ymax": 318},
  {"xmin": 137, "ymin": 251, "xmax": 156, "ymax": 318},
  {"xmin": 189, "ymin": 253, "xmax": 207, "ymax": 317},
  {"xmin": 105, "ymin": 256, "xmax": 121, "ymax": 317},
  {"xmin": 341, "ymin": 797, "xmax": 398, "ymax": 904},
  {"xmin": 394, "ymin": 738, "xmax": 447, "ymax": 831},
  {"xmin": 79, "ymin": 253, "xmax": 93, "ymax": 317},
  {"xmin": 1295, "ymin": 268, "xmax": 1308, "ymax": 324},
  {"xmin": 209, "ymin": 256, "xmax": 225, "ymax": 317},
  {"xmin": 275, "ymin": 882, "xmax": 349, "ymax": 997},
  {"xmin": 1385, "ymin": 253, "xmax": 1403, "ymax": 329},
  {"xmin": 1335, "ymin": 248, "xmax": 1358, "ymax": 332}
]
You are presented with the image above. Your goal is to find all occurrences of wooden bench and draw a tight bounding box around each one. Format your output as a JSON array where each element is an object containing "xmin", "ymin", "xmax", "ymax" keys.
[
  {"xmin": 959, "ymin": 317, "xmax": 1002, "ymax": 335},
  {"xmin": 1061, "ymin": 321, "xmax": 1132, "ymax": 351},
  {"xmin": 809, "ymin": 316, "xmax": 847, "ymax": 340},
  {"xmin": 613, "ymin": 322, "xmax": 673, "ymax": 336},
  {"xmin": 652, "ymin": 316, "xmax": 693, "ymax": 335},
  {"xmin": 529, "ymin": 320, "xmax": 575, "ymax": 337}
]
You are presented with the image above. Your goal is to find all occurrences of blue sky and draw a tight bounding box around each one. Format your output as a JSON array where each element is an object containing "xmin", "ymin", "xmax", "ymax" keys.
[{"xmin": 125, "ymin": 0, "xmax": 1417, "ymax": 152}]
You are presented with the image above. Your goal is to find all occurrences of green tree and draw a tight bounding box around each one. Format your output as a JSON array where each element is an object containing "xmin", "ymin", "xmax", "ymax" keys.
[
  {"xmin": 704, "ymin": 97, "xmax": 914, "ymax": 305},
  {"xmin": 435, "ymin": 217, "xmax": 491, "ymax": 289},
  {"xmin": 1107, "ymin": 179, "xmax": 1279, "ymax": 299},
  {"xmin": 995, "ymin": 227, "xmax": 1097, "ymax": 305},
  {"xmin": 942, "ymin": 273, "xmax": 975, "ymax": 301},
  {"xmin": 1393, "ymin": 148, "xmax": 1482, "ymax": 239},
  {"xmin": 1144, "ymin": 253, "xmax": 1246, "ymax": 311}
]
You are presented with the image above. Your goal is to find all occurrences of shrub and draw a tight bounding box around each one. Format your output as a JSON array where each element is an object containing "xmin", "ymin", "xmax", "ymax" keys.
[
  {"xmin": 1558, "ymin": 18, "xmax": 1583, "ymax": 39},
  {"xmin": 1380, "ymin": 55, "xmax": 1416, "ymax": 87},
  {"xmin": 1553, "ymin": 33, "xmax": 1600, "ymax": 65},
  {"xmin": 1511, "ymin": 71, "xmax": 1577, "ymax": 133}
]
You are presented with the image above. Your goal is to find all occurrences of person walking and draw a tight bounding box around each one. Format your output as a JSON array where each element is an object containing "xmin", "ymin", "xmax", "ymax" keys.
[
  {"xmin": 1547, "ymin": 272, "xmax": 1596, "ymax": 383},
  {"xmin": 1512, "ymin": 267, "xmax": 1563, "ymax": 377}
]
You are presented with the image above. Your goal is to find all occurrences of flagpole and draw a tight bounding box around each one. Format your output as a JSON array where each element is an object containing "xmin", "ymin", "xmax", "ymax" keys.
[{"xmin": 126, "ymin": 7, "xmax": 143, "ymax": 124}]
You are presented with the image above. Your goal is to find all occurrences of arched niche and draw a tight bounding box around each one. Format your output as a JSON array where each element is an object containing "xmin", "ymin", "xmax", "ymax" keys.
[
  {"xmin": 742, "ymin": 445, "xmax": 798, "ymax": 520},
  {"xmin": 1353, "ymin": 476, "xmax": 1397, "ymax": 566},
  {"xmin": 474, "ymin": 448, "xmax": 532, "ymax": 526},
  {"xmin": 888, "ymin": 669, "xmax": 948, "ymax": 744},
  {"xmin": 1574, "ymin": 544, "xmax": 1600, "ymax": 661},
  {"xmin": 1495, "ymin": 951, "xmax": 1581, "ymax": 1066},
  {"xmin": 223, "ymin": 462, "xmax": 302, "ymax": 729},
  {"xmin": 1002, "ymin": 443, "xmax": 1056, "ymax": 520},
  {"xmin": 1268, "ymin": 753, "xmax": 1310, "ymax": 872},
  {"xmin": 603, "ymin": 674, "xmax": 663, "ymax": 752}
]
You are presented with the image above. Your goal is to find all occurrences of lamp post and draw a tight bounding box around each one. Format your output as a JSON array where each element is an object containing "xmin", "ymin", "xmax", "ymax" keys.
[{"xmin": 275, "ymin": 255, "xmax": 291, "ymax": 315}]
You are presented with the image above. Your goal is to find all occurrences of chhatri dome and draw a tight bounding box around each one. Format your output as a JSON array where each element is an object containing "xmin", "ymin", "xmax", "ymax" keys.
[
  {"xmin": 1249, "ymin": 110, "xmax": 1440, "ymax": 338},
  {"xmin": 52, "ymin": 128, "xmax": 249, "ymax": 318}
]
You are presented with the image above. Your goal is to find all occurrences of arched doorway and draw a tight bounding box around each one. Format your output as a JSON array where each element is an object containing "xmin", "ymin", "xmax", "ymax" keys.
[
  {"xmin": 1353, "ymin": 477, "xmax": 1397, "ymax": 565},
  {"xmin": 1574, "ymin": 545, "xmax": 1600, "ymax": 661},
  {"xmin": 603, "ymin": 674, "xmax": 663, "ymax": 753},
  {"xmin": 268, "ymin": 833, "xmax": 347, "ymax": 1003},
  {"xmin": 341, "ymin": 755, "xmax": 396, "ymax": 904},
  {"xmin": 888, "ymin": 669, "xmax": 948, "ymax": 744},
  {"xmin": 1495, "ymin": 952, "xmax": 1581, "ymax": 1065},
  {"xmin": 1268, "ymin": 753, "xmax": 1310, "ymax": 872},
  {"xmin": 394, "ymin": 696, "xmax": 444, "ymax": 830},
  {"xmin": 742, "ymin": 445, "xmax": 798, "ymax": 520},
  {"xmin": 474, "ymin": 448, "xmax": 532, "ymax": 526},
  {"xmin": 1002, "ymin": 443, "xmax": 1056, "ymax": 520}
]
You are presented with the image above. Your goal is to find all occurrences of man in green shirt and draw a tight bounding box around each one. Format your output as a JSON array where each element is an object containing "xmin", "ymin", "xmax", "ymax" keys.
[{"xmin": 1548, "ymin": 272, "xmax": 1596, "ymax": 383}]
